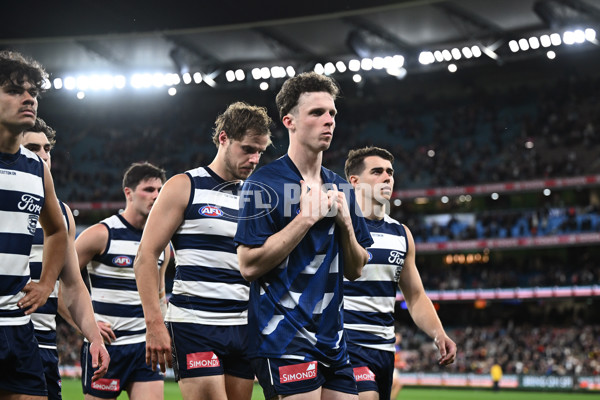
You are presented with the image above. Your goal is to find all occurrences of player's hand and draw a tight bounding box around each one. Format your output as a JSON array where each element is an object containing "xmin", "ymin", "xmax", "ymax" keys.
[
  {"xmin": 146, "ymin": 321, "xmax": 172, "ymax": 373},
  {"xmin": 434, "ymin": 334, "xmax": 457, "ymax": 366},
  {"xmin": 328, "ymin": 184, "xmax": 352, "ymax": 229},
  {"xmin": 19, "ymin": 281, "xmax": 53, "ymax": 314},
  {"xmin": 97, "ymin": 321, "xmax": 117, "ymax": 344},
  {"xmin": 89, "ymin": 340, "xmax": 110, "ymax": 381},
  {"xmin": 298, "ymin": 180, "xmax": 331, "ymax": 224}
]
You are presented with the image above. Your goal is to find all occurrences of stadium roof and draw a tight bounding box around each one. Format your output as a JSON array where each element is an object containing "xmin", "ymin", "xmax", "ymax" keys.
[{"xmin": 2, "ymin": 0, "xmax": 600, "ymax": 85}]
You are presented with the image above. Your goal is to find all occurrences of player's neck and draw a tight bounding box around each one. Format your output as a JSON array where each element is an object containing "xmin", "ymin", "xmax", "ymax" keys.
[
  {"xmin": 359, "ymin": 198, "xmax": 386, "ymax": 221},
  {"xmin": 0, "ymin": 128, "xmax": 22, "ymax": 154},
  {"xmin": 288, "ymin": 143, "xmax": 322, "ymax": 181},
  {"xmin": 207, "ymin": 158, "xmax": 237, "ymax": 182},
  {"xmin": 120, "ymin": 207, "xmax": 147, "ymax": 230}
]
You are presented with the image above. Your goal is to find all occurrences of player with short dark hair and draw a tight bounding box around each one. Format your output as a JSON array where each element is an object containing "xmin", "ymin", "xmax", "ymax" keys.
[
  {"xmin": 135, "ymin": 101, "xmax": 272, "ymax": 400},
  {"xmin": 74, "ymin": 162, "xmax": 169, "ymax": 400},
  {"xmin": 235, "ymin": 72, "xmax": 373, "ymax": 400},
  {"xmin": 344, "ymin": 146, "xmax": 456, "ymax": 400},
  {"xmin": 23, "ymin": 118, "xmax": 109, "ymax": 400}
]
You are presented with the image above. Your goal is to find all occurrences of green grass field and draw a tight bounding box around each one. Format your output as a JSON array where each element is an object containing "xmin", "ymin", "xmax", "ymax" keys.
[{"xmin": 61, "ymin": 378, "xmax": 597, "ymax": 399}]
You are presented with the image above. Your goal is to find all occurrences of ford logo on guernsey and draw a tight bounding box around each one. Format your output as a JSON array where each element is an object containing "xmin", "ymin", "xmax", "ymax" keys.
[
  {"xmin": 112, "ymin": 255, "xmax": 133, "ymax": 267},
  {"xmin": 199, "ymin": 205, "xmax": 223, "ymax": 217}
]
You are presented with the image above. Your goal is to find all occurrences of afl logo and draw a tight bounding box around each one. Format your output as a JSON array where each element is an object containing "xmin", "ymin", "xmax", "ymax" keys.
[
  {"xmin": 367, "ymin": 251, "xmax": 373, "ymax": 262},
  {"xmin": 200, "ymin": 205, "xmax": 223, "ymax": 217},
  {"xmin": 113, "ymin": 256, "xmax": 133, "ymax": 267}
]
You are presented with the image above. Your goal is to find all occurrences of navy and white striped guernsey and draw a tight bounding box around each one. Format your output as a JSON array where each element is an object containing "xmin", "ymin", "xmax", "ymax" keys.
[
  {"xmin": 235, "ymin": 155, "xmax": 374, "ymax": 365},
  {"xmin": 166, "ymin": 166, "xmax": 249, "ymax": 326},
  {"xmin": 0, "ymin": 146, "xmax": 45, "ymax": 326},
  {"xmin": 30, "ymin": 201, "xmax": 69, "ymax": 349},
  {"xmin": 343, "ymin": 215, "xmax": 408, "ymax": 353},
  {"xmin": 87, "ymin": 214, "xmax": 164, "ymax": 345}
]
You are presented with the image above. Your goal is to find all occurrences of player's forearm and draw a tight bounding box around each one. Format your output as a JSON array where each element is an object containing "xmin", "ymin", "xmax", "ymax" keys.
[
  {"xmin": 407, "ymin": 292, "xmax": 446, "ymax": 340},
  {"xmin": 39, "ymin": 231, "xmax": 68, "ymax": 290},
  {"xmin": 338, "ymin": 225, "xmax": 368, "ymax": 281},
  {"xmin": 61, "ymin": 281, "xmax": 102, "ymax": 343},
  {"xmin": 238, "ymin": 215, "xmax": 314, "ymax": 281},
  {"xmin": 134, "ymin": 251, "xmax": 163, "ymax": 324}
]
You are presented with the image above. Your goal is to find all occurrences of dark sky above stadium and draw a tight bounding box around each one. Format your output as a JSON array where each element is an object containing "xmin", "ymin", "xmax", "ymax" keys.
[{"xmin": 2, "ymin": 0, "xmax": 411, "ymax": 39}]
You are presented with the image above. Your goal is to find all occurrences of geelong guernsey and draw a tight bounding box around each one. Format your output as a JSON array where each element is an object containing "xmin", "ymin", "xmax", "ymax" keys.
[
  {"xmin": 343, "ymin": 215, "xmax": 408, "ymax": 353},
  {"xmin": 235, "ymin": 155, "xmax": 373, "ymax": 365},
  {"xmin": 30, "ymin": 201, "xmax": 69, "ymax": 349},
  {"xmin": 166, "ymin": 166, "xmax": 249, "ymax": 326},
  {"xmin": 0, "ymin": 146, "xmax": 45, "ymax": 326},
  {"xmin": 87, "ymin": 214, "xmax": 164, "ymax": 345}
]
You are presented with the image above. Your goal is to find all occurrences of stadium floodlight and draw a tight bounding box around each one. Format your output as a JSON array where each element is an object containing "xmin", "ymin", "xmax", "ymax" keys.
[
  {"xmin": 42, "ymin": 79, "xmax": 51, "ymax": 90},
  {"xmin": 491, "ymin": 192, "xmax": 499, "ymax": 200},
  {"xmin": 335, "ymin": 61, "xmax": 347, "ymax": 73},
  {"xmin": 471, "ymin": 46, "xmax": 482, "ymax": 57},
  {"xmin": 451, "ymin": 48, "xmax": 461, "ymax": 60},
  {"xmin": 585, "ymin": 28, "xmax": 596, "ymax": 42},
  {"xmin": 251, "ymin": 68, "xmax": 261, "ymax": 80},
  {"xmin": 225, "ymin": 70, "xmax": 235, "ymax": 82},
  {"xmin": 271, "ymin": 66, "xmax": 285, "ymax": 79},
  {"xmin": 448, "ymin": 64, "xmax": 457, "ymax": 73},
  {"xmin": 393, "ymin": 199, "xmax": 401, "ymax": 206},
  {"xmin": 76, "ymin": 91, "xmax": 85, "ymax": 99},
  {"xmin": 563, "ymin": 31, "xmax": 575, "ymax": 45},
  {"xmin": 152, "ymin": 73, "xmax": 165, "ymax": 88},
  {"xmin": 441, "ymin": 196, "xmax": 449, "ymax": 204},
  {"xmin": 168, "ymin": 87, "xmax": 177, "ymax": 96},
  {"xmin": 64, "ymin": 76, "xmax": 76, "ymax": 90},
  {"xmin": 360, "ymin": 58, "xmax": 373, "ymax": 70},
  {"xmin": 193, "ymin": 72, "xmax": 202, "ymax": 84},
  {"xmin": 386, "ymin": 67, "xmax": 406, "ymax": 79},
  {"xmin": 260, "ymin": 67, "xmax": 270, "ymax": 79},
  {"xmin": 76, "ymin": 76, "xmax": 90, "ymax": 91},
  {"xmin": 462, "ymin": 47, "xmax": 473, "ymax": 58},
  {"xmin": 543, "ymin": 188, "xmax": 551, "ymax": 196},
  {"xmin": 442, "ymin": 49, "xmax": 452, "ymax": 61},
  {"xmin": 547, "ymin": 50, "xmax": 556, "ymax": 59},
  {"xmin": 540, "ymin": 35, "xmax": 552, "ymax": 47},
  {"xmin": 114, "ymin": 75, "xmax": 126, "ymax": 89},
  {"xmin": 286, "ymin": 66, "xmax": 296, "ymax": 77},
  {"xmin": 182, "ymin": 72, "xmax": 192, "ymax": 84},
  {"xmin": 53, "ymin": 78, "xmax": 63, "ymax": 90},
  {"xmin": 573, "ymin": 29, "xmax": 585, "ymax": 44},
  {"xmin": 550, "ymin": 33, "xmax": 562, "ymax": 46},
  {"xmin": 259, "ymin": 82, "xmax": 269, "ymax": 91},
  {"xmin": 372, "ymin": 57, "xmax": 384, "ymax": 70},
  {"xmin": 509, "ymin": 40, "xmax": 520, "ymax": 52},
  {"xmin": 324, "ymin": 62, "xmax": 336, "ymax": 75},
  {"xmin": 100, "ymin": 74, "xmax": 115, "ymax": 90},
  {"xmin": 235, "ymin": 69, "xmax": 245, "ymax": 81},
  {"xmin": 418, "ymin": 51, "xmax": 434, "ymax": 65},
  {"xmin": 314, "ymin": 63, "xmax": 325, "ymax": 74},
  {"xmin": 352, "ymin": 73, "xmax": 362, "ymax": 83},
  {"xmin": 518, "ymin": 38, "xmax": 530, "ymax": 51},
  {"xmin": 529, "ymin": 37, "xmax": 540, "ymax": 49},
  {"xmin": 348, "ymin": 59, "xmax": 360, "ymax": 72},
  {"xmin": 434, "ymin": 51, "xmax": 444, "ymax": 62},
  {"xmin": 166, "ymin": 73, "xmax": 181, "ymax": 86}
]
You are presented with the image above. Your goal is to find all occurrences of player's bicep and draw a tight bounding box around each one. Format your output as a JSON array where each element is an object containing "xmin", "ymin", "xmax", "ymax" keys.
[{"xmin": 75, "ymin": 224, "xmax": 108, "ymax": 269}]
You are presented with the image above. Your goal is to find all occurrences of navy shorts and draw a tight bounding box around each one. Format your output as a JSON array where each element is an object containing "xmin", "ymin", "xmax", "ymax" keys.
[
  {"xmin": 167, "ymin": 322, "xmax": 253, "ymax": 381},
  {"xmin": 81, "ymin": 341, "xmax": 163, "ymax": 398},
  {"xmin": 347, "ymin": 343, "xmax": 395, "ymax": 400},
  {"xmin": 0, "ymin": 324, "xmax": 47, "ymax": 397},
  {"xmin": 252, "ymin": 357, "xmax": 357, "ymax": 399},
  {"xmin": 39, "ymin": 347, "xmax": 62, "ymax": 400}
]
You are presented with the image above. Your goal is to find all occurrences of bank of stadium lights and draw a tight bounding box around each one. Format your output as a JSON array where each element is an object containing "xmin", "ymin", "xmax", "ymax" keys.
[
  {"xmin": 508, "ymin": 28, "xmax": 597, "ymax": 55},
  {"xmin": 419, "ymin": 45, "xmax": 482, "ymax": 66}
]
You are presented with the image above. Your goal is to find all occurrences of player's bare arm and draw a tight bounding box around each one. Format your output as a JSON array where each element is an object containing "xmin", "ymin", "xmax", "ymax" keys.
[
  {"xmin": 58, "ymin": 204, "xmax": 110, "ymax": 380},
  {"xmin": 20, "ymin": 163, "xmax": 67, "ymax": 314},
  {"xmin": 238, "ymin": 180, "xmax": 329, "ymax": 282},
  {"xmin": 73, "ymin": 221, "xmax": 117, "ymax": 343},
  {"xmin": 134, "ymin": 173, "xmax": 187, "ymax": 373},
  {"xmin": 398, "ymin": 225, "xmax": 457, "ymax": 365}
]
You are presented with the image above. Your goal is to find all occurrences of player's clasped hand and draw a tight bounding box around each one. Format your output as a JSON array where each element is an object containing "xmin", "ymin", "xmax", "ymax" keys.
[
  {"xmin": 298, "ymin": 180, "xmax": 333, "ymax": 223},
  {"xmin": 435, "ymin": 335, "xmax": 458, "ymax": 366},
  {"xmin": 18, "ymin": 281, "xmax": 53, "ymax": 314}
]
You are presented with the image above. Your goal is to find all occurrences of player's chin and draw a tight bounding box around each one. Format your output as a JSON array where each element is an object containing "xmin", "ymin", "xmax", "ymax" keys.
[{"xmin": 237, "ymin": 167, "xmax": 254, "ymax": 179}]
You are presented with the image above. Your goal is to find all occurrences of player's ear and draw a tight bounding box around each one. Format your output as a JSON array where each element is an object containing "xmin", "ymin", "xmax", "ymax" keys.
[
  {"xmin": 282, "ymin": 114, "xmax": 295, "ymax": 131},
  {"xmin": 348, "ymin": 175, "xmax": 359, "ymax": 186},
  {"xmin": 218, "ymin": 131, "xmax": 229, "ymax": 146}
]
